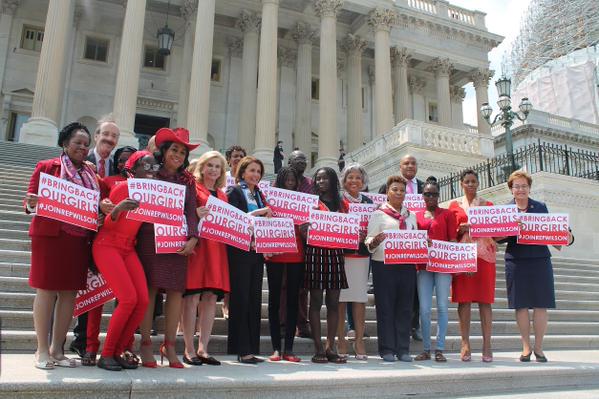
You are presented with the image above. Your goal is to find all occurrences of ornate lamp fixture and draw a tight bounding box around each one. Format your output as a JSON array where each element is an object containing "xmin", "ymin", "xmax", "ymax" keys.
[
  {"xmin": 157, "ymin": 0, "xmax": 175, "ymax": 56},
  {"xmin": 480, "ymin": 76, "xmax": 533, "ymax": 174}
]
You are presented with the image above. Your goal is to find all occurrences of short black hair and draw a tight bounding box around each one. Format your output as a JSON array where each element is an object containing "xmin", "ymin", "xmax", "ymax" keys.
[
  {"xmin": 274, "ymin": 166, "xmax": 299, "ymax": 190},
  {"xmin": 460, "ymin": 168, "xmax": 479, "ymax": 182},
  {"xmin": 113, "ymin": 146, "xmax": 137, "ymax": 175},
  {"xmin": 313, "ymin": 166, "xmax": 341, "ymax": 212},
  {"xmin": 154, "ymin": 141, "xmax": 190, "ymax": 173},
  {"xmin": 424, "ymin": 176, "xmax": 439, "ymax": 190},
  {"xmin": 225, "ymin": 145, "xmax": 246, "ymax": 161},
  {"xmin": 57, "ymin": 122, "xmax": 90, "ymax": 147}
]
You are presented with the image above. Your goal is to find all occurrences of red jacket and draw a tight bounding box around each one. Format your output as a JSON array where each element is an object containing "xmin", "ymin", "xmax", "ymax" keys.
[
  {"xmin": 26, "ymin": 157, "xmax": 100, "ymax": 237},
  {"xmin": 26, "ymin": 158, "xmax": 63, "ymax": 237}
]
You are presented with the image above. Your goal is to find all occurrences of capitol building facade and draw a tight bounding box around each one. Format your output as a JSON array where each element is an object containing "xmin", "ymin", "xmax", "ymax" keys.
[{"xmin": 0, "ymin": 0, "xmax": 503, "ymax": 172}]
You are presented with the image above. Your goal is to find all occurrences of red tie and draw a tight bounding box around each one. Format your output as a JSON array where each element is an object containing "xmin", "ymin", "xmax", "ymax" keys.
[{"xmin": 99, "ymin": 159, "xmax": 106, "ymax": 178}]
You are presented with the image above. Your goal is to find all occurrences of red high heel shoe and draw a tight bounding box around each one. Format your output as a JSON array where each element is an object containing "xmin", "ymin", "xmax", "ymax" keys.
[
  {"xmin": 159, "ymin": 340, "xmax": 184, "ymax": 368},
  {"xmin": 140, "ymin": 339, "xmax": 157, "ymax": 368}
]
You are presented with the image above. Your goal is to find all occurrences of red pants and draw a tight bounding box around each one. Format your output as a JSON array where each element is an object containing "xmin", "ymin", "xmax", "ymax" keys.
[
  {"xmin": 92, "ymin": 242, "xmax": 149, "ymax": 357},
  {"xmin": 85, "ymin": 304, "xmax": 135, "ymax": 354}
]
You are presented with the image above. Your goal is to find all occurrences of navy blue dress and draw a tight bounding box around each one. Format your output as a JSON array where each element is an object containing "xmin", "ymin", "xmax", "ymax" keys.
[{"xmin": 503, "ymin": 198, "xmax": 555, "ymax": 309}]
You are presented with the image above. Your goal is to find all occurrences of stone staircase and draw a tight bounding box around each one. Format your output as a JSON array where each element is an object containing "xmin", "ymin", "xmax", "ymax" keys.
[{"xmin": 1, "ymin": 140, "xmax": 599, "ymax": 355}]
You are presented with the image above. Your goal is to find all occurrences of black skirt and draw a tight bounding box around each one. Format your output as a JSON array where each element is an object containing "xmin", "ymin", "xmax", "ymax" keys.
[{"xmin": 304, "ymin": 245, "xmax": 348, "ymax": 290}]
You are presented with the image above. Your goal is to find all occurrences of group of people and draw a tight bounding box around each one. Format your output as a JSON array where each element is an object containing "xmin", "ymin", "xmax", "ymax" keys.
[{"xmin": 26, "ymin": 118, "xmax": 574, "ymax": 371}]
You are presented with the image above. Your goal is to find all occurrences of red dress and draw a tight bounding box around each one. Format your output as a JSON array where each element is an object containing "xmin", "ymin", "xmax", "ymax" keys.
[
  {"xmin": 27, "ymin": 158, "xmax": 95, "ymax": 291},
  {"xmin": 449, "ymin": 200, "xmax": 497, "ymax": 304},
  {"xmin": 186, "ymin": 182, "xmax": 230, "ymax": 295}
]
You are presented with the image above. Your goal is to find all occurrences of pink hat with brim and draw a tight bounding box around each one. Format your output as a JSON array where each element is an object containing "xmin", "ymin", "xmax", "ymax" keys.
[{"xmin": 155, "ymin": 127, "xmax": 200, "ymax": 151}]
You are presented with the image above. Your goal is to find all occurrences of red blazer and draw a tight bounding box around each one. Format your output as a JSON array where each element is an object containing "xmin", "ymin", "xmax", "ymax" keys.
[
  {"xmin": 26, "ymin": 157, "xmax": 100, "ymax": 237},
  {"xmin": 26, "ymin": 158, "xmax": 63, "ymax": 237}
]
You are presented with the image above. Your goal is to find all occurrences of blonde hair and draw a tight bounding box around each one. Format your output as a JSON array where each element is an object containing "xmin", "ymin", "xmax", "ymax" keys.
[
  {"xmin": 507, "ymin": 170, "xmax": 532, "ymax": 189},
  {"xmin": 192, "ymin": 151, "xmax": 227, "ymax": 189}
]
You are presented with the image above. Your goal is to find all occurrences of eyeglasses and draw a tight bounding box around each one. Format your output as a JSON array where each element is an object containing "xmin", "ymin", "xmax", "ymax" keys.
[
  {"xmin": 142, "ymin": 163, "xmax": 160, "ymax": 172},
  {"xmin": 512, "ymin": 185, "xmax": 529, "ymax": 190},
  {"xmin": 422, "ymin": 192, "xmax": 439, "ymax": 198}
]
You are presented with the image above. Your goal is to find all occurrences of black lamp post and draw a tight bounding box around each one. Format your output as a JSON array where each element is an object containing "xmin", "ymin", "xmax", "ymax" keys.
[
  {"xmin": 157, "ymin": 1, "xmax": 175, "ymax": 56},
  {"xmin": 480, "ymin": 76, "xmax": 533, "ymax": 174}
]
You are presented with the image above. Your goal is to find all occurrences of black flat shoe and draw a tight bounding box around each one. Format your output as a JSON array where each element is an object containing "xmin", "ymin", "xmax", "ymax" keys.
[
  {"xmin": 183, "ymin": 355, "xmax": 203, "ymax": 366},
  {"xmin": 238, "ymin": 355, "xmax": 259, "ymax": 364},
  {"xmin": 534, "ymin": 352, "xmax": 548, "ymax": 363},
  {"xmin": 519, "ymin": 352, "xmax": 532, "ymax": 362},
  {"xmin": 97, "ymin": 356, "xmax": 122, "ymax": 371},
  {"xmin": 114, "ymin": 355, "xmax": 138, "ymax": 369},
  {"xmin": 198, "ymin": 355, "xmax": 221, "ymax": 366}
]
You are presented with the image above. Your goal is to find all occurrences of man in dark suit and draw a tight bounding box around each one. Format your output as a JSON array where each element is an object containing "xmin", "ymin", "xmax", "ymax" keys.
[
  {"xmin": 378, "ymin": 154, "xmax": 424, "ymax": 341},
  {"xmin": 69, "ymin": 117, "xmax": 120, "ymax": 357},
  {"xmin": 86, "ymin": 116, "xmax": 120, "ymax": 178}
]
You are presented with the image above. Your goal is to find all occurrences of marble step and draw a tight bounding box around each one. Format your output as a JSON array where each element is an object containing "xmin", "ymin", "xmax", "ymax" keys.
[
  {"xmin": 2, "ymin": 292, "xmax": 599, "ymax": 323},
  {"xmin": 0, "ymin": 219, "xmax": 30, "ymax": 231},
  {"xmin": 2, "ymin": 330, "xmax": 599, "ymax": 356},
  {"xmin": 2, "ymin": 309, "xmax": 599, "ymax": 336},
  {"xmin": 0, "ymin": 210, "xmax": 31, "ymax": 223},
  {"xmin": 0, "ymin": 229, "xmax": 29, "ymax": 240}
]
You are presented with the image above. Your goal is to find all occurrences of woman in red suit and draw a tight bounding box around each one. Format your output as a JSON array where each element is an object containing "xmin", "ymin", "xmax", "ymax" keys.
[
  {"xmin": 449, "ymin": 169, "xmax": 497, "ymax": 362},
  {"xmin": 92, "ymin": 151, "xmax": 157, "ymax": 371},
  {"xmin": 181, "ymin": 151, "xmax": 230, "ymax": 366},
  {"xmin": 83, "ymin": 146, "xmax": 137, "ymax": 367},
  {"xmin": 25, "ymin": 122, "xmax": 100, "ymax": 369}
]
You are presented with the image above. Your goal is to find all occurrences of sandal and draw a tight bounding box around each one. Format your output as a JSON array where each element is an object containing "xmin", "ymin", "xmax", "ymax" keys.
[
  {"xmin": 434, "ymin": 350, "xmax": 447, "ymax": 363},
  {"xmin": 325, "ymin": 350, "xmax": 347, "ymax": 364},
  {"xmin": 50, "ymin": 355, "xmax": 77, "ymax": 368},
  {"xmin": 81, "ymin": 352, "xmax": 97, "ymax": 366},
  {"xmin": 414, "ymin": 351, "xmax": 431, "ymax": 361},
  {"xmin": 311, "ymin": 353, "xmax": 328, "ymax": 363},
  {"xmin": 34, "ymin": 354, "xmax": 55, "ymax": 370},
  {"xmin": 122, "ymin": 350, "xmax": 139, "ymax": 366}
]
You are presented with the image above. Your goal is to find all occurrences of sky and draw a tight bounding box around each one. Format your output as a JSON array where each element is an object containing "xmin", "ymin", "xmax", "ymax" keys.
[{"xmin": 448, "ymin": 0, "xmax": 532, "ymax": 126}]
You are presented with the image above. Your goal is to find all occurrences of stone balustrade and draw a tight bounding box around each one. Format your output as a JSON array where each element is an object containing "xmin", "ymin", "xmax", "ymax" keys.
[
  {"xmin": 491, "ymin": 109, "xmax": 599, "ymax": 139},
  {"xmin": 346, "ymin": 118, "xmax": 494, "ymax": 166},
  {"xmin": 401, "ymin": 0, "xmax": 485, "ymax": 28}
]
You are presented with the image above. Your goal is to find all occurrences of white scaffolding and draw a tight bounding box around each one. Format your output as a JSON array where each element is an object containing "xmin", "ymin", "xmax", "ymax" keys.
[{"xmin": 502, "ymin": 0, "xmax": 599, "ymax": 86}]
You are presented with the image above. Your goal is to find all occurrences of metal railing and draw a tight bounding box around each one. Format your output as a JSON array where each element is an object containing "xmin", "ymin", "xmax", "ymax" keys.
[{"xmin": 438, "ymin": 140, "xmax": 599, "ymax": 201}]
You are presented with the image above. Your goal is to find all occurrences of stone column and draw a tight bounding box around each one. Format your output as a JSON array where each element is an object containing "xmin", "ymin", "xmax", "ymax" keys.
[
  {"xmin": 237, "ymin": 10, "xmax": 261, "ymax": 152},
  {"xmin": 409, "ymin": 76, "xmax": 426, "ymax": 122},
  {"xmin": 253, "ymin": 0, "xmax": 279, "ymax": 172},
  {"xmin": 391, "ymin": 46, "xmax": 411, "ymax": 124},
  {"xmin": 224, "ymin": 38, "xmax": 243, "ymax": 150},
  {"xmin": 368, "ymin": 7, "xmax": 397, "ymax": 136},
  {"xmin": 314, "ymin": 0, "xmax": 343, "ymax": 169},
  {"xmin": 277, "ymin": 47, "xmax": 296, "ymax": 153},
  {"xmin": 450, "ymin": 85, "xmax": 465, "ymax": 129},
  {"xmin": 292, "ymin": 22, "xmax": 317, "ymax": 166},
  {"xmin": 175, "ymin": 0, "xmax": 197, "ymax": 127},
  {"xmin": 0, "ymin": 0, "xmax": 19, "ymax": 139},
  {"xmin": 109, "ymin": 0, "xmax": 147, "ymax": 148},
  {"xmin": 342, "ymin": 34, "xmax": 367, "ymax": 152},
  {"xmin": 471, "ymin": 68, "xmax": 494, "ymax": 135},
  {"xmin": 19, "ymin": 0, "xmax": 75, "ymax": 146},
  {"xmin": 186, "ymin": 0, "xmax": 215, "ymax": 149},
  {"xmin": 430, "ymin": 57, "xmax": 452, "ymax": 126}
]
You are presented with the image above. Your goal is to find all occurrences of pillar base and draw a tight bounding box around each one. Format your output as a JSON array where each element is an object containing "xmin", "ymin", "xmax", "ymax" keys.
[
  {"xmin": 114, "ymin": 128, "xmax": 143, "ymax": 149},
  {"xmin": 314, "ymin": 155, "xmax": 338, "ymax": 172},
  {"xmin": 190, "ymin": 139, "xmax": 211, "ymax": 159},
  {"xmin": 18, "ymin": 117, "xmax": 59, "ymax": 147},
  {"xmin": 253, "ymin": 147, "xmax": 275, "ymax": 176}
]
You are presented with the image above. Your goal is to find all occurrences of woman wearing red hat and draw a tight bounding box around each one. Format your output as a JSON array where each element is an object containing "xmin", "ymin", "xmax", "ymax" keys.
[
  {"xmin": 92, "ymin": 151, "xmax": 157, "ymax": 371},
  {"xmin": 137, "ymin": 128, "xmax": 200, "ymax": 368}
]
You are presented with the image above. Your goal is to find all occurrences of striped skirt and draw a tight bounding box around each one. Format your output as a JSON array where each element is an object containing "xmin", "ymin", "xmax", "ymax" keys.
[{"xmin": 304, "ymin": 245, "xmax": 348, "ymax": 290}]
